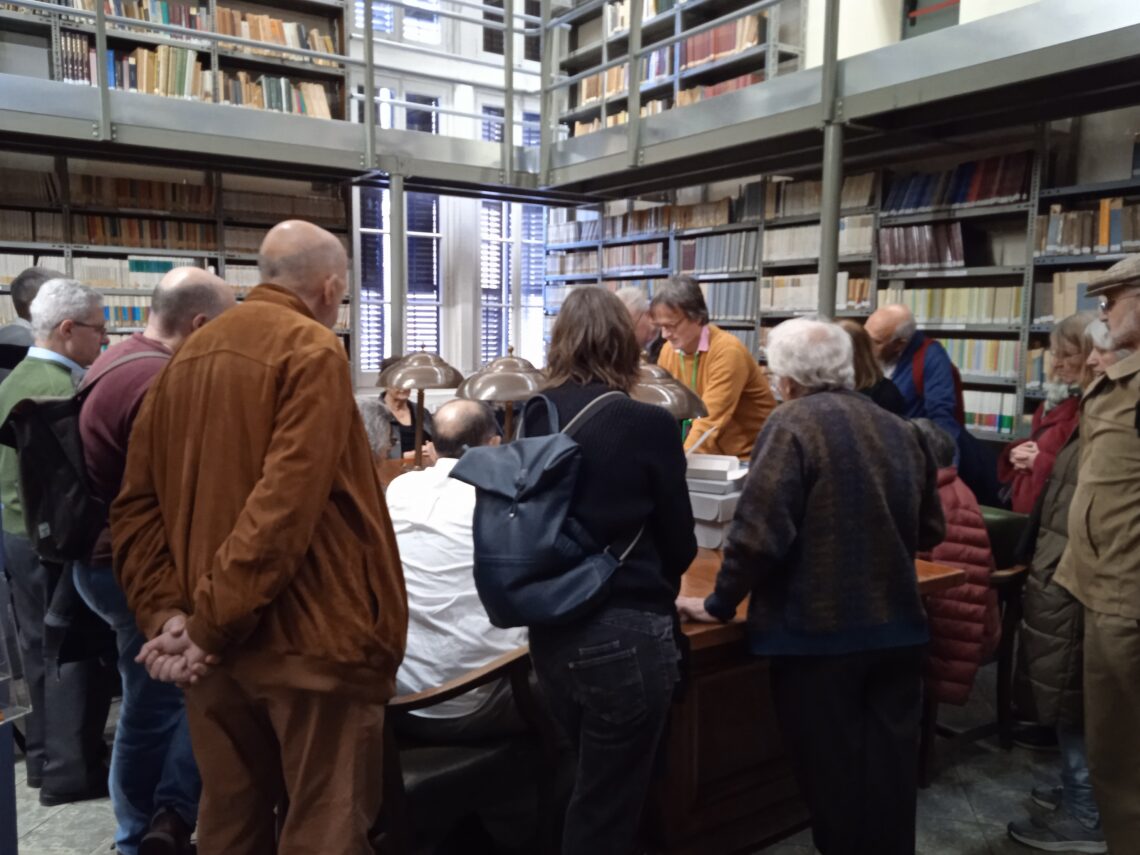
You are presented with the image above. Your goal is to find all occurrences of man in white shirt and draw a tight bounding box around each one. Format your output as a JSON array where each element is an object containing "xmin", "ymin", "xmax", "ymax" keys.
[{"xmin": 386, "ymin": 398, "xmax": 528, "ymax": 741}]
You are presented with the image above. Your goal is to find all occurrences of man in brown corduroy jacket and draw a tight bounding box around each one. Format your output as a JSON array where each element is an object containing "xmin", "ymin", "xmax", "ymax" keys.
[{"xmin": 112, "ymin": 220, "xmax": 408, "ymax": 855}]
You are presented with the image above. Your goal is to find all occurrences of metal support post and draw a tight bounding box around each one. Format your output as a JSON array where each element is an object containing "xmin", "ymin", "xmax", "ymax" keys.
[
  {"xmin": 626, "ymin": 0, "xmax": 644, "ymax": 167},
  {"xmin": 817, "ymin": 0, "xmax": 842, "ymax": 319},
  {"xmin": 539, "ymin": 0, "xmax": 553, "ymax": 185},
  {"xmin": 503, "ymin": 0, "xmax": 516, "ymax": 183},
  {"xmin": 390, "ymin": 173, "xmax": 408, "ymax": 355},
  {"xmin": 363, "ymin": 0, "xmax": 377, "ymax": 168},
  {"xmin": 94, "ymin": 0, "xmax": 111, "ymax": 140}
]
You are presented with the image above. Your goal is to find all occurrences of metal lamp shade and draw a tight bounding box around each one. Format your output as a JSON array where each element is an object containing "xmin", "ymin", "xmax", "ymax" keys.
[
  {"xmin": 631, "ymin": 365, "xmax": 708, "ymax": 420},
  {"xmin": 376, "ymin": 351, "xmax": 464, "ymax": 391},
  {"xmin": 456, "ymin": 352, "xmax": 544, "ymax": 403}
]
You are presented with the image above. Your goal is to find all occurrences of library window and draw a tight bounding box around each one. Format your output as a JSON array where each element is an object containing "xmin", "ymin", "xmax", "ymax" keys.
[
  {"xmin": 353, "ymin": 1, "xmax": 396, "ymax": 34},
  {"xmin": 482, "ymin": 0, "xmax": 541, "ymax": 62},
  {"xmin": 403, "ymin": 0, "xmax": 442, "ymax": 45}
]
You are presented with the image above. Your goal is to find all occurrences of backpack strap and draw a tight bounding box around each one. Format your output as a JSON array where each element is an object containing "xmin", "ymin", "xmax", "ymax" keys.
[
  {"xmin": 78, "ymin": 350, "xmax": 171, "ymax": 395},
  {"xmin": 911, "ymin": 338, "xmax": 966, "ymax": 426},
  {"xmin": 518, "ymin": 394, "xmax": 558, "ymax": 438},
  {"xmin": 561, "ymin": 391, "xmax": 626, "ymax": 437}
]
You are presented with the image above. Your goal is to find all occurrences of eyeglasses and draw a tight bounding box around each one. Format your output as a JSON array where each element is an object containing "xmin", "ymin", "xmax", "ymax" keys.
[
  {"xmin": 71, "ymin": 321, "xmax": 108, "ymax": 336},
  {"xmin": 1099, "ymin": 291, "xmax": 1140, "ymax": 314}
]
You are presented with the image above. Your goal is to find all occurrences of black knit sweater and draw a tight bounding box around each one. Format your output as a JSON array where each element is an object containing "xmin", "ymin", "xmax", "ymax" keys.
[{"xmin": 523, "ymin": 382, "xmax": 697, "ymax": 615}]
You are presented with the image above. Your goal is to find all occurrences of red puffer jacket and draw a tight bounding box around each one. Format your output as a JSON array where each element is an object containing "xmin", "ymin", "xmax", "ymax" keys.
[
  {"xmin": 997, "ymin": 397, "xmax": 1079, "ymax": 514},
  {"xmin": 920, "ymin": 467, "xmax": 1001, "ymax": 705}
]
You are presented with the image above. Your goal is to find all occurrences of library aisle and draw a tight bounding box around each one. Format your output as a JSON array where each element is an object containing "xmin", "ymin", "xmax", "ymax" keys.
[{"xmin": 9, "ymin": 668, "xmax": 1060, "ymax": 855}]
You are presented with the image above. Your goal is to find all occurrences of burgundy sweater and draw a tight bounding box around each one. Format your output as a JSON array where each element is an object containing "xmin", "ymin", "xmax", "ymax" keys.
[{"xmin": 78, "ymin": 333, "xmax": 172, "ymax": 562}]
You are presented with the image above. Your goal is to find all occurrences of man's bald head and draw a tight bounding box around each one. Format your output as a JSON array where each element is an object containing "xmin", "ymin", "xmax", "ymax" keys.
[
  {"xmin": 432, "ymin": 399, "xmax": 499, "ymax": 459},
  {"xmin": 149, "ymin": 267, "xmax": 235, "ymax": 347},
  {"xmin": 865, "ymin": 303, "xmax": 917, "ymax": 366},
  {"xmin": 257, "ymin": 220, "xmax": 348, "ymax": 328}
]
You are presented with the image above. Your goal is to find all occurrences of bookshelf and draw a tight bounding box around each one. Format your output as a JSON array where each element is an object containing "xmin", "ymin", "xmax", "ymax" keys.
[
  {"xmin": 555, "ymin": 0, "xmax": 805, "ymax": 138},
  {"xmin": 3, "ymin": 0, "xmax": 347, "ymax": 119},
  {"xmin": 0, "ymin": 153, "xmax": 352, "ymax": 346}
]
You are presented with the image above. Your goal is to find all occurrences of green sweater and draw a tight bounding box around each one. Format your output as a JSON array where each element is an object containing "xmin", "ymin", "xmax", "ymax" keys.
[{"xmin": 0, "ymin": 356, "xmax": 76, "ymax": 535}]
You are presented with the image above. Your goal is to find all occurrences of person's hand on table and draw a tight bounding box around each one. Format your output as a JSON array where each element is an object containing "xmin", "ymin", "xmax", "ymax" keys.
[{"xmin": 676, "ymin": 595, "xmax": 716, "ymax": 623}]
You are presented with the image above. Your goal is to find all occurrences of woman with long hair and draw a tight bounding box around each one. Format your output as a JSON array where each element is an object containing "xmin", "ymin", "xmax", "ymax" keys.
[
  {"xmin": 524, "ymin": 286, "xmax": 697, "ymax": 855},
  {"xmin": 839, "ymin": 318, "xmax": 906, "ymax": 415}
]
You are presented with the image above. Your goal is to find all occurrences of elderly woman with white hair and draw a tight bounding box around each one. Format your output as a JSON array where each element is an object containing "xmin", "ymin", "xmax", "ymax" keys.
[{"xmin": 678, "ymin": 316, "xmax": 946, "ymax": 855}]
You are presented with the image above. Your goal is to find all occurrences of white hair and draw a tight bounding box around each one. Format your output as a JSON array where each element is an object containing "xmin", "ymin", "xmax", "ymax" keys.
[
  {"xmin": 29, "ymin": 278, "xmax": 103, "ymax": 340},
  {"xmin": 615, "ymin": 285, "xmax": 649, "ymax": 316},
  {"xmin": 767, "ymin": 317, "xmax": 856, "ymax": 392},
  {"xmin": 894, "ymin": 313, "xmax": 917, "ymax": 343}
]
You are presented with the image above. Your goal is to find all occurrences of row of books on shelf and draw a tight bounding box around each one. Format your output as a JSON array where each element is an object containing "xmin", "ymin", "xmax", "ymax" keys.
[
  {"xmin": 761, "ymin": 273, "xmax": 872, "ymax": 312},
  {"xmin": 59, "ymin": 35, "xmax": 335, "ymax": 118},
  {"xmin": 934, "ymin": 337, "xmax": 1021, "ymax": 380},
  {"xmin": 223, "ymin": 189, "xmax": 342, "ymax": 223},
  {"xmin": 61, "ymin": 2, "xmax": 339, "ymax": 67},
  {"xmin": 963, "ymin": 391, "xmax": 1018, "ymax": 436},
  {"xmin": 0, "ymin": 211, "xmax": 55, "ymax": 244},
  {"xmin": 72, "ymin": 255, "xmax": 197, "ymax": 288},
  {"xmin": 882, "ymin": 152, "xmax": 1031, "ymax": 213},
  {"xmin": 678, "ymin": 231, "xmax": 758, "ymax": 273},
  {"xmin": 878, "ymin": 223, "xmax": 965, "ymax": 271},
  {"xmin": 743, "ymin": 173, "xmax": 876, "ymax": 222},
  {"xmin": 571, "ymin": 99, "xmax": 666, "ymax": 137},
  {"xmin": 2, "ymin": 170, "xmax": 61, "ymax": 207},
  {"xmin": 72, "ymin": 174, "xmax": 215, "ymax": 213},
  {"xmin": 576, "ymin": 48, "xmax": 671, "ymax": 106},
  {"xmin": 678, "ymin": 15, "xmax": 762, "ymax": 71},
  {"xmin": 1033, "ymin": 271, "xmax": 1098, "ymax": 325},
  {"xmin": 549, "ymin": 198, "xmax": 734, "ymax": 244},
  {"xmin": 722, "ymin": 326, "xmax": 758, "ymax": 354},
  {"xmin": 546, "ymin": 251, "xmax": 599, "ymax": 275},
  {"xmin": 604, "ymin": 0, "xmax": 673, "ymax": 34},
  {"xmin": 1033, "ymin": 200, "xmax": 1140, "ymax": 256},
  {"xmin": 602, "ymin": 242, "xmax": 665, "ymax": 270},
  {"xmin": 703, "ymin": 279, "xmax": 756, "ymax": 320},
  {"xmin": 73, "ymin": 215, "xmax": 217, "ymax": 250},
  {"xmin": 674, "ymin": 72, "xmax": 762, "ymax": 107},
  {"xmin": 1024, "ymin": 348, "xmax": 1055, "ymax": 391},
  {"xmin": 0, "ymin": 255, "xmax": 58, "ymax": 286},
  {"xmin": 763, "ymin": 216, "xmax": 874, "ymax": 262},
  {"xmin": 874, "ymin": 284, "xmax": 1024, "ymax": 326}
]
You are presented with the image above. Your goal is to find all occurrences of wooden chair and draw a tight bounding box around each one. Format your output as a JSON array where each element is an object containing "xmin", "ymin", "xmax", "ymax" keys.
[
  {"xmin": 918, "ymin": 507, "xmax": 1030, "ymax": 788},
  {"xmin": 372, "ymin": 646, "xmax": 563, "ymax": 855}
]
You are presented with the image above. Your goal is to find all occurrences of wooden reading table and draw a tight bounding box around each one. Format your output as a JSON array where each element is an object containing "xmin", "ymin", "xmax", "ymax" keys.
[{"xmin": 644, "ymin": 549, "xmax": 966, "ymax": 854}]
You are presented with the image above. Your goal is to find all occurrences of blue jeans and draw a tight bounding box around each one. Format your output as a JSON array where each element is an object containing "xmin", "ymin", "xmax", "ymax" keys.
[
  {"xmin": 73, "ymin": 562, "xmax": 200, "ymax": 855},
  {"xmin": 1058, "ymin": 723, "xmax": 1101, "ymax": 827},
  {"xmin": 529, "ymin": 606, "xmax": 680, "ymax": 855}
]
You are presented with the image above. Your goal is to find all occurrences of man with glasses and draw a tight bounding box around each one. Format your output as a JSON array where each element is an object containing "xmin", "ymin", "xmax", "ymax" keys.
[
  {"xmin": 1054, "ymin": 255, "xmax": 1140, "ymax": 853},
  {"xmin": 0, "ymin": 277, "xmax": 114, "ymax": 805}
]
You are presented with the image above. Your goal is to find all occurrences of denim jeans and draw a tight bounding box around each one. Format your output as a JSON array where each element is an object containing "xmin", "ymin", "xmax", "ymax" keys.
[
  {"xmin": 73, "ymin": 562, "xmax": 200, "ymax": 855},
  {"xmin": 529, "ymin": 606, "xmax": 680, "ymax": 855},
  {"xmin": 1057, "ymin": 723, "xmax": 1101, "ymax": 827}
]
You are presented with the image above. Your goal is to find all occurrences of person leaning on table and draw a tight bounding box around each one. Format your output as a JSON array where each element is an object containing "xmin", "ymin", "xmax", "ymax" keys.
[{"xmin": 677, "ymin": 317, "xmax": 945, "ymax": 855}]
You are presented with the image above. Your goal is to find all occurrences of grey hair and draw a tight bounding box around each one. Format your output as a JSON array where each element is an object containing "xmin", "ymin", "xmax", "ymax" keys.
[
  {"xmin": 767, "ymin": 317, "xmax": 856, "ymax": 392},
  {"xmin": 151, "ymin": 276, "xmax": 231, "ymax": 336},
  {"xmin": 614, "ymin": 285, "xmax": 649, "ymax": 316},
  {"xmin": 29, "ymin": 278, "xmax": 103, "ymax": 340},
  {"xmin": 355, "ymin": 394, "xmax": 394, "ymax": 458},
  {"xmin": 912, "ymin": 418, "xmax": 956, "ymax": 468},
  {"xmin": 649, "ymin": 275, "xmax": 709, "ymax": 325},
  {"xmin": 894, "ymin": 314, "xmax": 917, "ymax": 343}
]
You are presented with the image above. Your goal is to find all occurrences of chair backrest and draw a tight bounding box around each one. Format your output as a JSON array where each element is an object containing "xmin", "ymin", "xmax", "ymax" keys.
[{"xmin": 979, "ymin": 505, "xmax": 1030, "ymax": 571}]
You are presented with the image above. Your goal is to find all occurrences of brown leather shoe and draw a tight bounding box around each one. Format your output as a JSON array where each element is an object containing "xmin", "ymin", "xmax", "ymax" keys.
[{"xmin": 139, "ymin": 808, "xmax": 193, "ymax": 855}]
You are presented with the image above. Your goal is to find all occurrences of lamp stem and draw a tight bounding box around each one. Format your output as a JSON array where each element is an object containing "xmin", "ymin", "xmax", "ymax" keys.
[
  {"xmin": 504, "ymin": 401, "xmax": 514, "ymax": 443},
  {"xmin": 413, "ymin": 389, "xmax": 426, "ymax": 469}
]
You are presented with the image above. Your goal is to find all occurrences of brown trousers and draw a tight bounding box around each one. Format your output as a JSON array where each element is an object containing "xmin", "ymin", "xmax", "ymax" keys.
[
  {"xmin": 185, "ymin": 665, "xmax": 384, "ymax": 855},
  {"xmin": 1083, "ymin": 608, "xmax": 1140, "ymax": 850}
]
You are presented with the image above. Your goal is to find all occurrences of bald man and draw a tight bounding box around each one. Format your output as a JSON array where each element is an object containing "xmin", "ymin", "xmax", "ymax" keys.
[
  {"xmin": 112, "ymin": 221, "xmax": 408, "ymax": 855},
  {"xmin": 73, "ymin": 267, "xmax": 233, "ymax": 855}
]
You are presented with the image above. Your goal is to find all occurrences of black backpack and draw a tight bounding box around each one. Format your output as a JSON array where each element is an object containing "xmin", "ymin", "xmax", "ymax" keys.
[
  {"xmin": 449, "ymin": 392, "xmax": 643, "ymax": 628},
  {"xmin": 0, "ymin": 350, "xmax": 170, "ymax": 563}
]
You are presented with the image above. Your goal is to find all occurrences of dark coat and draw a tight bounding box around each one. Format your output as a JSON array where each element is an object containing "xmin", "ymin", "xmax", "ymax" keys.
[{"xmin": 1021, "ymin": 430, "xmax": 1084, "ymax": 727}]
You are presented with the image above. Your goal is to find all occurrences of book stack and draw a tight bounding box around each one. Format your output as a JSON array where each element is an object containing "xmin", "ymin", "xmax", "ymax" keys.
[
  {"xmin": 72, "ymin": 175, "xmax": 214, "ymax": 213},
  {"xmin": 882, "ymin": 152, "xmax": 1031, "ymax": 213},
  {"xmin": 1033, "ymin": 199, "xmax": 1140, "ymax": 256},
  {"xmin": 761, "ymin": 272, "xmax": 872, "ymax": 312},
  {"xmin": 223, "ymin": 226, "xmax": 265, "ymax": 254},
  {"xmin": 0, "ymin": 212, "xmax": 35, "ymax": 243},
  {"xmin": 1024, "ymin": 347, "xmax": 1055, "ymax": 391},
  {"xmin": 572, "ymin": 98, "xmax": 666, "ymax": 136},
  {"xmin": 676, "ymin": 72, "xmax": 762, "ymax": 107},
  {"xmin": 679, "ymin": 15, "xmax": 762, "ymax": 70},
  {"xmin": 70, "ymin": 255, "xmax": 197, "ymax": 289},
  {"xmin": 576, "ymin": 65, "xmax": 628, "ymax": 105},
  {"xmin": 216, "ymin": 6, "xmax": 338, "ymax": 67},
  {"xmin": 0, "ymin": 254, "xmax": 35, "ymax": 285},
  {"xmin": 546, "ymin": 250, "xmax": 598, "ymax": 275},
  {"xmin": 334, "ymin": 303, "xmax": 351, "ymax": 333},
  {"xmin": 60, "ymin": 32, "xmax": 209, "ymax": 98},
  {"xmin": 878, "ymin": 223, "xmax": 965, "ymax": 270},
  {"xmin": 63, "ymin": 1, "xmax": 211, "ymax": 33},
  {"xmin": 672, "ymin": 199, "xmax": 732, "ymax": 231},
  {"xmin": 678, "ymin": 231, "xmax": 759, "ymax": 273},
  {"xmin": 743, "ymin": 173, "xmax": 875, "ymax": 222},
  {"xmin": 222, "ymin": 189, "xmax": 343, "ymax": 224},
  {"xmin": 605, "ymin": 0, "xmax": 672, "ymax": 33},
  {"xmin": 72, "ymin": 216, "xmax": 217, "ymax": 250},
  {"xmin": 548, "ymin": 221, "xmax": 584, "ymax": 244},
  {"xmin": 763, "ymin": 215, "xmax": 874, "ymax": 261},
  {"xmin": 0, "ymin": 169, "xmax": 60, "ymax": 207},
  {"xmin": 686, "ymin": 454, "xmax": 746, "ymax": 549},
  {"xmin": 703, "ymin": 279, "xmax": 758, "ymax": 321},
  {"xmin": 102, "ymin": 294, "xmax": 150, "ymax": 327},
  {"xmin": 225, "ymin": 265, "xmax": 261, "ymax": 293},
  {"xmin": 34, "ymin": 213, "xmax": 66, "ymax": 243},
  {"xmin": 963, "ymin": 390, "xmax": 1017, "ymax": 435},
  {"xmin": 874, "ymin": 284, "xmax": 1023, "ymax": 325},
  {"xmin": 205, "ymin": 71, "xmax": 333, "ymax": 119},
  {"xmin": 602, "ymin": 242, "xmax": 664, "ymax": 271},
  {"xmin": 934, "ymin": 337, "xmax": 1021, "ymax": 380},
  {"xmin": 1034, "ymin": 271, "xmax": 1099, "ymax": 322},
  {"xmin": 603, "ymin": 207, "xmax": 672, "ymax": 239}
]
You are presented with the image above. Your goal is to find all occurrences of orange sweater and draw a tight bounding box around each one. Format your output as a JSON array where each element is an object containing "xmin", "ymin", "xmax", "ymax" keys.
[
  {"xmin": 112, "ymin": 284, "xmax": 407, "ymax": 701},
  {"xmin": 657, "ymin": 324, "xmax": 776, "ymax": 460}
]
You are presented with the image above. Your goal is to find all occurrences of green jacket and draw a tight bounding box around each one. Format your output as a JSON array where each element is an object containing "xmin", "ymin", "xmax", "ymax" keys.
[
  {"xmin": 1056, "ymin": 348, "xmax": 1140, "ymax": 619},
  {"xmin": 0, "ymin": 355, "xmax": 76, "ymax": 535}
]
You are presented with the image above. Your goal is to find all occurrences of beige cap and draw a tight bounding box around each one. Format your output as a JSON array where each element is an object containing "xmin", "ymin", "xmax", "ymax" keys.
[{"xmin": 1087, "ymin": 254, "xmax": 1140, "ymax": 297}]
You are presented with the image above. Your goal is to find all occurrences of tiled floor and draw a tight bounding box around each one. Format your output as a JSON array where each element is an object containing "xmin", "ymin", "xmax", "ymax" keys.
[{"xmin": 10, "ymin": 665, "xmax": 1070, "ymax": 854}]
